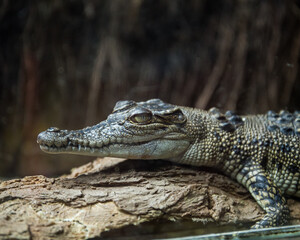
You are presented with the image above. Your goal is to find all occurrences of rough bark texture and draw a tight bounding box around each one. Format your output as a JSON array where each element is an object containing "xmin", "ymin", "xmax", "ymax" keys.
[{"xmin": 1, "ymin": 158, "xmax": 300, "ymax": 239}]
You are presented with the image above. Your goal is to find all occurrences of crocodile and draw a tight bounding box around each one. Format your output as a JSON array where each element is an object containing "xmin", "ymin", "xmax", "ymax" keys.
[{"xmin": 37, "ymin": 99, "xmax": 300, "ymax": 228}]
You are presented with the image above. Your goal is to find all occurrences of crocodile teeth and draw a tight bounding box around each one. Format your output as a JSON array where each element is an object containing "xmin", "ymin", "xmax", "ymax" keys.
[
  {"xmin": 51, "ymin": 147, "xmax": 57, "ymax": 152},
  {"xmin": 78, "ymin": 144, "xmax": 81, "ymax": 151},
  {"xmin": 103, "ymin": 138, "xmax": 110, "ymax": 145},
  {"xmin": 54, "ymin": 142, "xmax": 62, "ymax": 148}
]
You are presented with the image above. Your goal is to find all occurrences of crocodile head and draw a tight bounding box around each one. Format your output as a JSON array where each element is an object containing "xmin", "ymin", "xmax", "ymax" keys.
[{"xmin": 37, "ymin": 99, "xmax": 191, "ymax": 159}]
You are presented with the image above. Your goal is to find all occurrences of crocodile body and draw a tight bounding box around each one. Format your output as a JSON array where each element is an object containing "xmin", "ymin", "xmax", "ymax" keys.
[{"xmin": 37, "ymin": 99, "xmax": 300, "ymax": 228}]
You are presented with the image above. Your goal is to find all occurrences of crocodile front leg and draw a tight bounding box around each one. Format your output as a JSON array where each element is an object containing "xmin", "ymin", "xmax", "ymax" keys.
[{"xmin": 236, "ymin": 160, "xmax": 290, "ymax": 228}]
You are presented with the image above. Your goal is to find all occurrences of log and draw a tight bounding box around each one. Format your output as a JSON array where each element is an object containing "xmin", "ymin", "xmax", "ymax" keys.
[{"xmin": 1, "ymin": 157, "xmax": 300, "ymax": 239}]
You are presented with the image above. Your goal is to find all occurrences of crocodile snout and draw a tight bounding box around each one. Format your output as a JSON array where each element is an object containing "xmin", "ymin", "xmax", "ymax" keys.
[{"xmin": 37, "ymin": 127, "xmax": 67, "ymax": 148}]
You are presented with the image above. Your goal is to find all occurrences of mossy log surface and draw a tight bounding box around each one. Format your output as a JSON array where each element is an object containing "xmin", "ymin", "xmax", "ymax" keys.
[{"xmin": 1, "ymin": 157, "xmax": 300, "ymax": 239}]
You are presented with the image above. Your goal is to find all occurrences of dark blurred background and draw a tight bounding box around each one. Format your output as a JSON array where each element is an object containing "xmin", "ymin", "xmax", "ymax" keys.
[{"xmin": 1, "ymin": 0, "xmax": 300, "ymax": 177}]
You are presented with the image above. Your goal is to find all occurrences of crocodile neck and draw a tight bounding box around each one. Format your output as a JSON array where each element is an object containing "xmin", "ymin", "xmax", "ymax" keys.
[{"xmin": 169, "ymin": 108, "xmax": 228, "ymax": 169}]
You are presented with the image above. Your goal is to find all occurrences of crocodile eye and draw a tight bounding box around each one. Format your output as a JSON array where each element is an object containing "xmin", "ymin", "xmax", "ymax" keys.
[{"xmin": 130, "ymin": 112, "xmax": 152, "ymax": 124}]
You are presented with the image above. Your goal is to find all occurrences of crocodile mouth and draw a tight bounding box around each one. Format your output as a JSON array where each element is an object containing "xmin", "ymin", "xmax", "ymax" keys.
[
  {"xmin": 39, "ymin": 141, "xmax": 149, "ymax": 154},
  {"xmin": 38, "ymin": 130, "xmax": 188, "ymax": 152},
  {"xmin": 38, "ymin": 135, "xmax": 190, "ymax": 159},
  {"xmin": 37, "ymin": 122, "xmax": 190, "ymax": 159}
]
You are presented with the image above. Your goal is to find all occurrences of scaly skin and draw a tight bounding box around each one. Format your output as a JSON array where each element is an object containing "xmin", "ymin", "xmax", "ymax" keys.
[{"xmin": 37, "ymin": 99, "xmax": 300, "ymax": 228}]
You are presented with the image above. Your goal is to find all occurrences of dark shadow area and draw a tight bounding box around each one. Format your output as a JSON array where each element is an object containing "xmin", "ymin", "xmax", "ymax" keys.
[{"xmin": 98, "ymin": 219, "xmax": 250, "ymax": 240}]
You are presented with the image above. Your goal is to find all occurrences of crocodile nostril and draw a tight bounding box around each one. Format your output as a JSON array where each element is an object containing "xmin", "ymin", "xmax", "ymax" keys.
[{"xmin": 47, "ymin": 127, "xmax": 60, "ymax": 132}]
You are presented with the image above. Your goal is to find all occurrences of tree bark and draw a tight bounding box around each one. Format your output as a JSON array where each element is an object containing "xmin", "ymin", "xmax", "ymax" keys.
[{"xmin": 1, "ymin": 157, "xmax": 300, "ymax": 239}]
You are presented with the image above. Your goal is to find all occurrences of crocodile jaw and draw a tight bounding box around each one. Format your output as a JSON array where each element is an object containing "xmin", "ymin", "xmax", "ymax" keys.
[
  {"xmin": 37, "ymin": 124, "xmax": 190, "ymax": 159},
  {"xmin": 38, "ymin": 138, "xmax": 189, "ymax": 159}
]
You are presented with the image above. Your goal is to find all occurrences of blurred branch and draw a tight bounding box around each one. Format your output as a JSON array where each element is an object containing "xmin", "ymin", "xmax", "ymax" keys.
[{"xmin": 195, "ymin": 20, "xmax": 233, "ymax": 109}]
